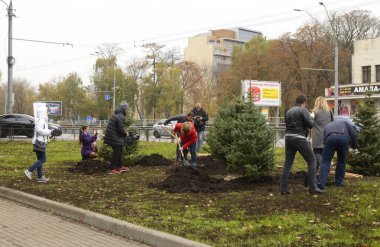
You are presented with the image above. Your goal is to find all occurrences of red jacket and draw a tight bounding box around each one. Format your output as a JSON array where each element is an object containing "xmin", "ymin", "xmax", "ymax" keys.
[{"xmin": 173, "ymin": 122, "xmax": 197, "ymax": 149}]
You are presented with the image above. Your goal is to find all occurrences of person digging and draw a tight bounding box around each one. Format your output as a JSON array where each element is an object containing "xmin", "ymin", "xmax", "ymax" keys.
[{"xmin": 172, "ymin": 121, "xmax": 197, "ymax": 169}]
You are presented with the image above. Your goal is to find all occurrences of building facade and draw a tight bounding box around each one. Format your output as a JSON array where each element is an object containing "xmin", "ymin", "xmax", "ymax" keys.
[
  {"xmin": 325, "ymin": 37, "xmax": 380, "ymax": 116},
  {"xmin": 184, "ymin": 27, "xmax": 261, "ymax": 73}
]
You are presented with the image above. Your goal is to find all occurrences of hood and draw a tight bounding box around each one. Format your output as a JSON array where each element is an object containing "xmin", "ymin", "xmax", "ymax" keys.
[
  {"xmin": 115, "ymin": 102, "xmax": 129, "ymax": 116},
  {"xmin": 36, "ymin": 106, "xmax": 48, "ymax": 120}
]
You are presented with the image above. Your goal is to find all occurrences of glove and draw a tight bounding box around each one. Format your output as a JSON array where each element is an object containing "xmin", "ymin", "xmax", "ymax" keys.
[{"xmin": 352, "ymin": 149, "xmax": 359, "ymax": 154}]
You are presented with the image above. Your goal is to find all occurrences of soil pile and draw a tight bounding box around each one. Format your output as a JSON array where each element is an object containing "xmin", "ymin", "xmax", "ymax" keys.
[
  {"xmin": 197, "ymin": 155, "xmax": 227, "ymax": 175},
  {"xmin": 132, "ymin": 154, "xmax": 173, "ymax": 167},
  {"xmin": 152, "ymin": 166, "xmax": 231, "ymax": 193},
  {"xmin": 68, "ymin": 160, "xmax": 109, "ymax": 175}
]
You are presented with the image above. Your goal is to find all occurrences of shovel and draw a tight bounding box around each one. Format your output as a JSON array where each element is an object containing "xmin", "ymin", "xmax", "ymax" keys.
[{"xmin": 162, "ymin": 126, "xmax": 191, "ymax": 167}]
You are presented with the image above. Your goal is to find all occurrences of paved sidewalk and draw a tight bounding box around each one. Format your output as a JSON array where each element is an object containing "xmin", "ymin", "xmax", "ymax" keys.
[{"xmin": 0, "ymin": 197, "xmax": 149, "ymax": 247}]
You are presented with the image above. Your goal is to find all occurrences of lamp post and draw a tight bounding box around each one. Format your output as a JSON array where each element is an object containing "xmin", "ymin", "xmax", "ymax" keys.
[
  {"xmin": 319, "ymin": 2, "xmax": 339, "ymax": 116},
  {"xmin": 294, "ymin": 4, "xmax": 339, "ymax": 115},
  {"xmin": 1, "ymin": 0, "xmax": 15, "ymax": 114}
]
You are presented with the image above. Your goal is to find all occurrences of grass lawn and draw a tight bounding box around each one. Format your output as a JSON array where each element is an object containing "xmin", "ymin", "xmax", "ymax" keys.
[{"xmin": 0, "ymin": 140, "xmax": 379, "ymax": 246}]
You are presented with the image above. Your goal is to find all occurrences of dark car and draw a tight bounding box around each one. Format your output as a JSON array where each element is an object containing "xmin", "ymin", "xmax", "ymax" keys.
[
  {"xmin": 334, "ymin": 116, "xmax": 361, "ymax": 133},
  {"xmin": 0, "ymin": 114, "xmax": 62, "ymax": 138}
]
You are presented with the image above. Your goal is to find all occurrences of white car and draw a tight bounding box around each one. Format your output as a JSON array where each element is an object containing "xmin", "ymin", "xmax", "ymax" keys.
[{"xmin": 152, "ymin": 119, "xmax": 177, "ymax": 138}]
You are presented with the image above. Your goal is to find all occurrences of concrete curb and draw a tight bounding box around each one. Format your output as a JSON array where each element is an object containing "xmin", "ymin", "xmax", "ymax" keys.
[{"xmin": 0, "ymin": 186, "xmax": 211, "ymax": 247}]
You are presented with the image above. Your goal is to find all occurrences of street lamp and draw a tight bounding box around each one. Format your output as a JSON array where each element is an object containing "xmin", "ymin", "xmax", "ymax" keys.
[
  {"xmin": 319, "ymin": 2, "xmax": 339, "ymax": 116},
  {"xmin": 294, "ymin": 5, "xmax": 339, "ymax": 115},
  {"xmin": 1, "ymin": 0, "xmax": 15, "ymax": 113}
]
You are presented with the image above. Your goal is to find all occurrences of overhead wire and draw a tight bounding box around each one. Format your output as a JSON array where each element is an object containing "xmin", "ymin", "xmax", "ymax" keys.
[{"xmin": 1, "ymin": 0, "xmax": 380, "ymax": 75}]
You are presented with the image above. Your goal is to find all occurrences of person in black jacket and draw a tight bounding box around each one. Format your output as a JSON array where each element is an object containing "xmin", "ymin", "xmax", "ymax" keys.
[
  {"xmin": 318, "ymin": 120, "xmax": 358, "ymax": 189},
  {"xmin": 164, "ymin": 112, "xmax": 194, "ymax": 162},
  {"xmin": 104, "ymin": 102, "xmax": 130, "ymax": 174},
  {"xmin": 191, "ymin": 102, "xmax": 209, "ymax": 153},
  {"xmin": 280, "ymin": 95, "xmax": 324, "ymax": 195}
]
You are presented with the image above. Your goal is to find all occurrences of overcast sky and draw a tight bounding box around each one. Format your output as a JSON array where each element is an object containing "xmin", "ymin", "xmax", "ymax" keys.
[{"xmin": 1, "ymin": 0, "xmax": 380, "ymax": 88}]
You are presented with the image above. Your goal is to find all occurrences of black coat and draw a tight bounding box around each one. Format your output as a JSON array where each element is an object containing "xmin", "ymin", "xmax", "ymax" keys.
[
  {"xmin": 285, "ymin": 105, "xmax": 314, "ymax": 138},
  {"xmin": 163, "ymin": 114, "xmax": 187, "ymax": 125},
  {"xmin": 103, "ymin": 107, "xmax": 127, "ymax": 147},
  {"xmin": 191, "ymin": 107, "xmax": 208, "ymax": 132}
]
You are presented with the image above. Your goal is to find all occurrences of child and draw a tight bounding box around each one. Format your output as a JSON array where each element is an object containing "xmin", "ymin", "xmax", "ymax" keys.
[
  {"xmin": 173, "ymin": 121, "xmax": 197, "ymax": 168},
  {"xmin": 79, "ymin": 125, "xmax": 98, "ymax": 160}
]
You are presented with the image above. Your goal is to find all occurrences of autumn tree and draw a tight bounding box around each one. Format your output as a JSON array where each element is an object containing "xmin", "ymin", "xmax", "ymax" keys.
[{"xmin": 13, "ymin": 79, "xmax": 36, "ymax": 115}]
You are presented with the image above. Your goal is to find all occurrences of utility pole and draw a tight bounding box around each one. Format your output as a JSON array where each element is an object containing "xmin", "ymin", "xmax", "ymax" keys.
[
  {"xmin": 320, "ymin": 2, "xmax": 339, "ymax": 116},
  {"xmin": 1, "ymin": 0, "xmax": 15, "ymax": 113}
]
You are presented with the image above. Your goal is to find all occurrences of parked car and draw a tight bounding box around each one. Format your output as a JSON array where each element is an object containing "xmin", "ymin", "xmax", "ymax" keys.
[
  {"xmin": 0, "ymin": 114, "xmax": 63, "ymax": 138},
  {"xmin": 152, "ymin": 119, "xmax": 177, "ymax": 138},
  {"xmin": 334, "ymin": 116, "xmax": 361, "ymax": 133}
]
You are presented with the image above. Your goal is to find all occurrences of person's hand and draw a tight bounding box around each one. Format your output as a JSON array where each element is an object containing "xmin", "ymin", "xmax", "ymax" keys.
[
  {"xmin": 352, "ymin": 149, "xmax": 359, "ymax": 154},
  {"xmin": 179, "ymin": 146, "xmax": 183, "ymax": 151}
]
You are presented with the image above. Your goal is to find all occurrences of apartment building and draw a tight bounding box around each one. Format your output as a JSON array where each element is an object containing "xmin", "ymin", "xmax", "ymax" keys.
[{"xmin": 184, "ymin": 27, "xmax": 261, "ymax": 73}]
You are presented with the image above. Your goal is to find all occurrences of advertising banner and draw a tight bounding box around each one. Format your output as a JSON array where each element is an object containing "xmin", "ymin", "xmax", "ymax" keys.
[
  {"xmin": 35, "ymin": 101, "xmax": 63, "ymax": 115},
  {"xmin": 325, "ymin": 83, "xmax": 380, "ymax": 97},
  {"xmin": 241, "ymin": 80, "xmax": 281, "ymax": 107}
]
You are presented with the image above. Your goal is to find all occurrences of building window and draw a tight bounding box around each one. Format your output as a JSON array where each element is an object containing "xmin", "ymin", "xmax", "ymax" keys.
[
  {"xmin": 376, "ymin": 65, "xmax": 380, "ymax": 82},
  {"xmin": 362, "ymin": 66, "xmax": 371, "ymax": 83}
]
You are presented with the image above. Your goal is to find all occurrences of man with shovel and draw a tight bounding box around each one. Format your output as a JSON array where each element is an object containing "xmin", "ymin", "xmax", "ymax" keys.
[
  {"xmin": 173, "ymin": 121, "xmax": 197, "ymax": 169},
  {"xmin": 164, "ymin": 112, "xmax": 194, "ymax": 162}
]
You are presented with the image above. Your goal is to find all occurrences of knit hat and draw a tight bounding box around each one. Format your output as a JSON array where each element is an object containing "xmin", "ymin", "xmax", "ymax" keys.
[{"xmin": 120, "ymin": 102, "xmax": 129, "ymax": 111}]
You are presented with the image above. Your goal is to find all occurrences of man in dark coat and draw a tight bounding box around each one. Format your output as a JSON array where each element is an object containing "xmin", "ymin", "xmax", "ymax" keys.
[
  {"xmin": 191, "ymin": 102, "xmax": 209, "ymax": 153},
  {"xmin": 318, "ymin": 120, "xmax": 358, "ymax": 189},
  {"xmin": 280, "ymin": 95, "xmax": 324, "ymax": 195},
  {"xmin": 104, "ymin": 102, "xmax": 129, "ymax": 174}
]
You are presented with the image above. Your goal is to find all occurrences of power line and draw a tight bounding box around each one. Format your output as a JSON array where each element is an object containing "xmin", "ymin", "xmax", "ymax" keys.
[{"xmin": 12, "ymin": 37, "xmax": 73, "ymax": 47}]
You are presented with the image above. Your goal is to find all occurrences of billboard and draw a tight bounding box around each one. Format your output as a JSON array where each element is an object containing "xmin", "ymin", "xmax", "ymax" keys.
[
  {"xmin": 325, "ymin": 82, "xmax": 380, "ymax": 98},
  {"xmin": 241, "ymin": 80, "xmax": 281, "ymax": 107},
  {"xmin": 35, "ymin": 101, "xmax": 63, "ymax": 115}
]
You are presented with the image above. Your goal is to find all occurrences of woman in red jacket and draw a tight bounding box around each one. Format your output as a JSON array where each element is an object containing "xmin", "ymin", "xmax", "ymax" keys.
[{"xmin": 173, "ymin": 121, "xmax": 197, "ymax": 168}]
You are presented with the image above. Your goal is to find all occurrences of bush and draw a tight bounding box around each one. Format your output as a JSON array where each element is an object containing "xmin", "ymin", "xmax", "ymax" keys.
[
  {"xmin": 98, "ymin": 114, "xmax": 139, "ymax": 162},
  {"xmin": 348, "ymin": 91, "xmax": 380, "ymax": 176},
  {"xmin": 207, "ymin": 99, "xmax": 275, "ymax": 179}
]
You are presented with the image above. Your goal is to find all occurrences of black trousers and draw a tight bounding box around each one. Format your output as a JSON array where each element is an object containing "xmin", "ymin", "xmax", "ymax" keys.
[{"xmin": 110, "ymin": 145, "xmax": 123, "ymax": 170}]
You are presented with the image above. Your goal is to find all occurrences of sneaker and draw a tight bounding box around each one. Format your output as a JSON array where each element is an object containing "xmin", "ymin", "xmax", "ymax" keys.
[
  {"xmin": 24, "ymin": 169, "xmax": 32, "ymax": 180},
  {"xmin": 309, "ymin": 187, "xmax": 325, "ymax": 195},
  {"xmin": 109, "ymin": 169, "xmax": 121, "ymax": 175},
  {"xmin": 118, "ymin": 166, "xmax": 129, "ymax": 172},
  {"xmin": 37, "ymin": 176, "xmax": 49, "ymax": 183}
]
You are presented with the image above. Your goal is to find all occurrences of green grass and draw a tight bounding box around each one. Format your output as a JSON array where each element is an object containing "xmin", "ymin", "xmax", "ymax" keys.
[{"xmin": 1, "ymin": 140, "xmax": 380, "ymax": 246}]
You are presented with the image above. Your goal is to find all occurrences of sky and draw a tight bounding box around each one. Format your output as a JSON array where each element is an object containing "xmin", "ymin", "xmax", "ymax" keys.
[{"xmin": 1, "ymin": 0, "xmax": 380, "ymax": 88}]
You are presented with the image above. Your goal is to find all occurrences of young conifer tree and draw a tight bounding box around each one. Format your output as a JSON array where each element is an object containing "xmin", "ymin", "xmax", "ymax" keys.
[
  {"xmin": 207, "ymin": 96, "xmax": 274, "ymax": 179},
  {"xmin": 348, "ymin": 91, "xmax": 380, "ymax": 175}
]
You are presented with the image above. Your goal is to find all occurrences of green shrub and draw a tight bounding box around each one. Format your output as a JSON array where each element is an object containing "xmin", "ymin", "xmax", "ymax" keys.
[
  {"xmin": 348, "ymin": 91, "xmax": 380, "ymax": 175},
  {"xmin": 207, "ymin": 99, "xmax": 275, "ymax": 179},
  {"xmin": 98, "ymin": 114, "xmax": 139, "ymax": 162}
]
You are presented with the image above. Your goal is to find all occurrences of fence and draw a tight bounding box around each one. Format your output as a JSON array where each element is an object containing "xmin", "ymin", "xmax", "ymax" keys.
[{"xmin": 0, "ymin": 125, "xmax": 286, "ymax": 147}]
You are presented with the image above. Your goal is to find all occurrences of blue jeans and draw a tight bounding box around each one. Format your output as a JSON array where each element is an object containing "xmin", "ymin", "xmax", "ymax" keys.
[
  {"xmin": 280, "ymin": 136, "xmax": 318, "ymax": 192},
  {"xmin": 319, "ymin": 134, "xmax": 349, "ymax": 189},
  {"xmin": 196, "ymin": 130, "xmax": 204, "ymax": 153},
  {"xmin": 181, "ymin": 141, "xmax": 197, "ymax": 166},
  {"xmin": 29, "ymin": 148, "xmax": 46, "ymax": 179}
]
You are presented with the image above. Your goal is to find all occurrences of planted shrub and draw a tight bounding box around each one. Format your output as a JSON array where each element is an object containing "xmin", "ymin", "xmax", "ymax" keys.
[
  {"xmin": 348, "ymin": 91, "xmax": 380, "ymax": 175},
  {"xmin": 207, "ymin": 99, "xmax": 275, "ymax": 179},
  {"xmin": 98, "ymin": 114, "xmax": 139, "ymax": 162}
]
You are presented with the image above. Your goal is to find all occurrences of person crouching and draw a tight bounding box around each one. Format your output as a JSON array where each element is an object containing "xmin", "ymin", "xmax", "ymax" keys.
[{"xmin": 173, "ymin": 121, "xmax": 197, "ymax": 169}]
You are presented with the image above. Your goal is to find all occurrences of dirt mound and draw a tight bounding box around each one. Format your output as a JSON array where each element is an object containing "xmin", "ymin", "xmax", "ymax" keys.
[
  {"xmin": 132, "ymin": 154, "xmax": 173, "ymax": 167},
  {"xmin": 197, "ymin": 155, "xmax": 227, "ymax": 175},
  {"xmin": 68, "ymin": 160, "xmax": 109, "ymax": 175},
  {"xmin": 151, "ymin": 166, "xmax": 231, "ymax": 193}
]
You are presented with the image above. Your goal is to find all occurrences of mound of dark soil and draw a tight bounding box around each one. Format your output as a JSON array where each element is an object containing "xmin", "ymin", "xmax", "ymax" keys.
[
  {"xmin": 132, "ymin": 154, "xmax": 173, "ymax": 167},
  {"xmin": 197, "ymin": 155, "xmax": 227, "ymax": 175},
  {"xmin": 151, "ymin": 166, "xmax": 231, "ymax": 193},
  {"xmin": 68, "ymin": 160, "xmax": 109, "ymax": 175}
]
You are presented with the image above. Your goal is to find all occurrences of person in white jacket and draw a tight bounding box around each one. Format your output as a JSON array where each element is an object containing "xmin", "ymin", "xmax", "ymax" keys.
[{"xmin": 24, "ymin": 107, "xmax": 52, "ymax": 182}]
